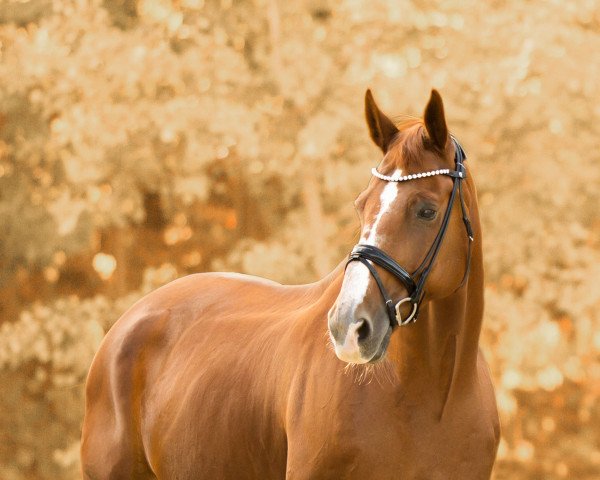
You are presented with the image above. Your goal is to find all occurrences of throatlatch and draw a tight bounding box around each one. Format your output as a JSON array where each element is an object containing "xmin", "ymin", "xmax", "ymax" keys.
[{"xmin": 346, "ymin": 137, "xmax": 473, "ymax": 327}]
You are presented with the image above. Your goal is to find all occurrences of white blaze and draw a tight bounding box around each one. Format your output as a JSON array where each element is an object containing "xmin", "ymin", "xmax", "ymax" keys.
[{"xmin": 342, "ymin": 172, "xmax": 401, "ymax": 307}]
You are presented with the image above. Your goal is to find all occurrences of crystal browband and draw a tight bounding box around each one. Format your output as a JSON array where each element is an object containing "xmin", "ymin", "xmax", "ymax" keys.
[{"xmin": 370, "ymin": 167, "xmax": 463, "ymax": 183}]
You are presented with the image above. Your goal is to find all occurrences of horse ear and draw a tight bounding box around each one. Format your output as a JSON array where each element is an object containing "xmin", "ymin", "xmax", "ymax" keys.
[
  {"xmin": 365, "ymin": 89, "xmax": 399, "ymax": 153},
  {"xmin": 423, "ymin": 89, "xmax": 448, "ymax": 150}
]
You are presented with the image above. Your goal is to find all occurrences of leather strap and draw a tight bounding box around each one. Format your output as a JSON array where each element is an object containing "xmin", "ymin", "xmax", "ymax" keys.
[{"xmin": 348, "ymin": 244, "xmax": 416, "ymax": 293}]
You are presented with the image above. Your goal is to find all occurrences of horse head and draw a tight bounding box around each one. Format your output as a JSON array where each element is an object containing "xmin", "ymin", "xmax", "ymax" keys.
[{"xmin": 328, "ymin": 89, "xmax": 474, "ymax": 364}]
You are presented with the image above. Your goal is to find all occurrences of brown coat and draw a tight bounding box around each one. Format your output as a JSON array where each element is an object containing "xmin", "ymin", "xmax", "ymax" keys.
[{"xmin": 81, "ymin": 262, "xmax": 498, "ymax": 479}]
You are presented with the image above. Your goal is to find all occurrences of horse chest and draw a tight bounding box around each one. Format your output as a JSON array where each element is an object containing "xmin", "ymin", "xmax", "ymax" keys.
[{"xmin": 285, "ymin": 382, "xmax": 497, "ymax": 480}]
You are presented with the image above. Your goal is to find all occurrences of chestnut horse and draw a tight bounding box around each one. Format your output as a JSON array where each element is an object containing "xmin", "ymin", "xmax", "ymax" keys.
[{"xmin": 81, "ymin": 90, "xmax": 499, "ymax": 479}]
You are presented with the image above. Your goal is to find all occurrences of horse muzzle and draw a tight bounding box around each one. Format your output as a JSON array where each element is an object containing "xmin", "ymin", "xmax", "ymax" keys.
[{"xmin": 327, "ymin": 302, "xmax": 393, "ymax": 364}]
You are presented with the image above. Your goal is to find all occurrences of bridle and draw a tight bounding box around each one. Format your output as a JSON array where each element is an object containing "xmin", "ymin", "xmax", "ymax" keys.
[{"xmin": 346, "ymin": 137, "xmax": 473, "ymax": 327}]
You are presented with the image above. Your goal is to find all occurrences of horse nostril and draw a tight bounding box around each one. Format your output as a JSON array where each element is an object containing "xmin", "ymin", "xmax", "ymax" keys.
[{"xmin": 356, "ymin": 319, "xmax": 371, "ymax": 342}]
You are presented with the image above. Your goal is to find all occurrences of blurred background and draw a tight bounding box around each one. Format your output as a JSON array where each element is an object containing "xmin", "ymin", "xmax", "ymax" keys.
[{"xmin": 1, "ymin": 0, "xmax": 599, "ymax": 478}]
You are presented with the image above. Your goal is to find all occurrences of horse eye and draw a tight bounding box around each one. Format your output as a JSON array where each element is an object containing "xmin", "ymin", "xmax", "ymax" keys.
[{"xmin": 417, "ymin": 208, "xmax": 437, "ymax": 220}]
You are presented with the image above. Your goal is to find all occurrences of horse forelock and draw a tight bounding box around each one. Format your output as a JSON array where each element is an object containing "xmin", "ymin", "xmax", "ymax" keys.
[{"xmin": 384, "ymin": 117, "xmax": 451, "ymax": 172}]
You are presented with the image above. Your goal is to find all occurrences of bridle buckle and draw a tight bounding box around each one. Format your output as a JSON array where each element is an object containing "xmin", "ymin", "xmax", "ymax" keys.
[{"xmin": 395, "ymin": 297, "xmax": 418, "ymax": 326}]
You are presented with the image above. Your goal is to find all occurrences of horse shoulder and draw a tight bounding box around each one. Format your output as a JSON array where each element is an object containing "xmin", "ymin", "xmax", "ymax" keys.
[
  {"xmin": 85, "ymin": 270, "xmax": 292, "ymax": 424},
  {"xmin": 83, "ymin": 271, "xmax": 328, "ymax": 479},
  {"xmin": 81, "ymin": 272, "xmax": 274, "ymax": 477}
]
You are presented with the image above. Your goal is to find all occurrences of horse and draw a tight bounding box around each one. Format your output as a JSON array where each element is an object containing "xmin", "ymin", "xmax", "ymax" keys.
[{"xmin": 81, "ymin": 89, "xmax": 500, "ymax": 479}]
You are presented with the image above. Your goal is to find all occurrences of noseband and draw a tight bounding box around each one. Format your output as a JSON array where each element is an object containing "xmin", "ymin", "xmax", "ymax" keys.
[{"xmin": 346, "ymin": 137, "xmax": 473, "ymax": 327}]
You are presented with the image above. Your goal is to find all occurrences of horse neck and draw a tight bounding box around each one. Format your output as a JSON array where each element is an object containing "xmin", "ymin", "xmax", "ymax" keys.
[
  {"xmin": 312, "ymin": 199, "xmax": 485, "ymax": 403},
  {"xmin": 386, "ymin": 230, "xmax": 485, "ymax": 404}
]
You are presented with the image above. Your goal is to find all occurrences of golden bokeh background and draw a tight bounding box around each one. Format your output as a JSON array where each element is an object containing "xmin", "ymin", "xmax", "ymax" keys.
[{"xmin": 1, "ymin": 0, "xmax": 599, "ymax": 478}]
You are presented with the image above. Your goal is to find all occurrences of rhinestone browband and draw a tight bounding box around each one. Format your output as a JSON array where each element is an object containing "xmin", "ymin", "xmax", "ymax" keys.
[{"xmin": 371, "ymin": 167, "xmax": 455, "ymax": 182}]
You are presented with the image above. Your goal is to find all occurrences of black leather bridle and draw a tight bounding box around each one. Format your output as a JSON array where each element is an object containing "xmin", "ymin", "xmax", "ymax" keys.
[{"xmin": 346, "ymin": 137, "xmax": 473, "ymax": 327}]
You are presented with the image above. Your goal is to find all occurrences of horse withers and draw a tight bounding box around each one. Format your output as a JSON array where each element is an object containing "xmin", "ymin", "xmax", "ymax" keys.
[{"xmin": 81, "ymin": 89, "xmax": 500, "ymax": 479}]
